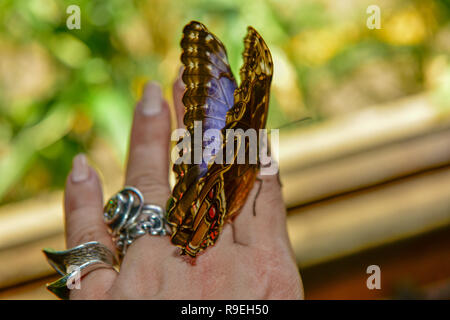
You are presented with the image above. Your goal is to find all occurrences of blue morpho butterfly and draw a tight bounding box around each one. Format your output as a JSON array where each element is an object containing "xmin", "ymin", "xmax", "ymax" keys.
[{"xmin": 166, "ymin": 21, "xmax": 273, "ymax": 257}]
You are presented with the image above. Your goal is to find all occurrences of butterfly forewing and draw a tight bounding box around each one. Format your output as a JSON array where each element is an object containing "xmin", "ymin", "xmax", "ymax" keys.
[{"xmin": 167, "ymin": 21, "xmax": 237, "ymax": 256}]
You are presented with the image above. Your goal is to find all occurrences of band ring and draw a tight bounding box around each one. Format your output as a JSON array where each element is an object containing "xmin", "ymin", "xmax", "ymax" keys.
[
  {"xmin": 42, "ymin": 241, "xmax": 119, "ymax": 299},
  {"xmin": 103, "ymin": 187, "xmax": 170, "ymax": 257}
]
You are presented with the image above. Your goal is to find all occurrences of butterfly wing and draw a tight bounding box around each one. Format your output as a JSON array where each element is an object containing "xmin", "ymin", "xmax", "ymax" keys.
[
  {"xmin": 222, "ymin": 26, "xmax": 273, "ymax": 219},
  {"xmin": 166, "ymin": 21, "xmax": 237, "ymax": 255},
  {"xmin": 167, "ymin": 23, "xmax": 273, "ymax": 257}
]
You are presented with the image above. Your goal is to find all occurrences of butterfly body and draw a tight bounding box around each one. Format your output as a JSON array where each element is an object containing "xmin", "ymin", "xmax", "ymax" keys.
[{"xmin": 167, "ymin": 21, "xmax": 273, "ymax": 257}]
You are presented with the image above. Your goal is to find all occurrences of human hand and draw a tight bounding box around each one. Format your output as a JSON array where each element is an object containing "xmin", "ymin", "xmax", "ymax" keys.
[{"xmin": 63, "ymin": 72, "xmax": 304, "ymax": 299}]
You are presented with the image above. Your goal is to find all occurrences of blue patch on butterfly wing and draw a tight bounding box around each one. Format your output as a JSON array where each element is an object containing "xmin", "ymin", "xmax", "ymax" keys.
[{"xmin": 180, "ymin": 21, "xmax": 238, "ymax": 178}]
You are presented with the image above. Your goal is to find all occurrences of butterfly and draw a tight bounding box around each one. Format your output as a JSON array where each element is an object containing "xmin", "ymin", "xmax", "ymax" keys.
[{"xmin": 166, "ymin": 21, "xmax": 273, "ymax": 257}]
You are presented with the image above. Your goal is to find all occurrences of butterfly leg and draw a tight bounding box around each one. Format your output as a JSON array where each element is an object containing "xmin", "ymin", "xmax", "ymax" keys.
[
  {"xmin": 253, "ymin": 177, "xmax": 263, "ymax": 216},
  {"xmin": 276, "ymin": 172, "xmax": 283, "ymax": 188},
  {"xmin": 252, "ymin": 172, "xmax": 281, "ymax": 216}
]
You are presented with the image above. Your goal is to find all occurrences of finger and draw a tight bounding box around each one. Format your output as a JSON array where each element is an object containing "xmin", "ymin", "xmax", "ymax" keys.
[
  {"xmin": 65, "ymin": 154, "xmax": 113, "ymax": 250},
  {"xmin": 232, "ymin": 172, "xmax": 290, "ymax": 247},
  {"xmin": 172, "ymin": 67, "xmax": 185, "ymax": 128},
  {"xmin": 64, "ymin": 154, "xmax": 117, "ymax": 299},
  {"xmin": 125, "ymin": 81, "xmax": 171, "ymax": 207},
  {"xmin": 124, "ymin": 82, "xmax": 175, "ymax": 259}
]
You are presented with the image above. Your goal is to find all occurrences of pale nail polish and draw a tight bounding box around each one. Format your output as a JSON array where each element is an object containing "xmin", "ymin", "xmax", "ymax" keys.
[
  {"xmin": 140, "ymin": 81, "xmax": 162, "ymax": 116},
  {"xmin": 72, "ymin": 154, "xmax": 89, "ymax": 182}
]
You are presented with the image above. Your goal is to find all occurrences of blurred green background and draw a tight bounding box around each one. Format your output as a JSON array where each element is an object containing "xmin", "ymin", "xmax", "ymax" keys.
[{"xmin": 0, "ymin": 0, "xmax": 449, "ymax": 204}]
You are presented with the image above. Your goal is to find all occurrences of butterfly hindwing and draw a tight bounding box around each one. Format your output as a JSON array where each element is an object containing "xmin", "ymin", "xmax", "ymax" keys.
[{"xmin": 212, "ymin": 26, "xmax": 273, "ymax": 220}]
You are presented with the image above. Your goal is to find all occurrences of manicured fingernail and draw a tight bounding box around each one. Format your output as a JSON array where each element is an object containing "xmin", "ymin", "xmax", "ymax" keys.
[
  {"xmin": 72, "ymin": 154, "xmax": 89, "ymax": 183},
  {"xmin": 140, "ymin": 81, "xmax": 162, "ymax": 116}
]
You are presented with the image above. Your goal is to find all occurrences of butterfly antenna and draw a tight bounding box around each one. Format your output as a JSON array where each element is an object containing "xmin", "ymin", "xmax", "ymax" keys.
[{"xmin": 277, "ymin": 117, "xmax": 313, "ymax": 129}]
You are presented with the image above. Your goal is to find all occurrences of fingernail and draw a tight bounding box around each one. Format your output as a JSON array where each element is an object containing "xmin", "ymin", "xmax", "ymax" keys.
[
  {"xmin": 140, "ymin": 81, "xmax": 162, "ymax": 116},
  {"xmin": 72, "ymin": 154, "xmax": 89, "ymax": 183}
]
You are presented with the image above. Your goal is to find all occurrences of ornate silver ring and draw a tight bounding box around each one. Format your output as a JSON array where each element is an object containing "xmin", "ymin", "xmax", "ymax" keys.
[{"xmin": 103, "ymin": 187, "xmax": 170, "ymax": 257}]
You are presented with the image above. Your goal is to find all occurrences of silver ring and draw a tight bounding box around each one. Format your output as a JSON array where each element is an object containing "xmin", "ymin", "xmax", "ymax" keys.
[
  {"xmin": 103, "ymin": 187, "xmax": 170, "ymax": 257},
  {"xmin": 42, "ymin": 241, "xmax": 119, "ymax": 299}
]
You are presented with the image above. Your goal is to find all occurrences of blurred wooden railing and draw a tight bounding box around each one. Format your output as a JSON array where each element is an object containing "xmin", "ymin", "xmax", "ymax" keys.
[
  {"xmin": 280, "ymin": 94, "xmax": 450, "ymax": 267},
  {"xmin": 0, "ymin": 93, "xmax": 449, "ymax": 299}
]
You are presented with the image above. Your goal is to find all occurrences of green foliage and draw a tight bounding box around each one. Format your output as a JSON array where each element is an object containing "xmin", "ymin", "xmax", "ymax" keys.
[{"xmin": 0, "ymin": 0, "xmax": 449, "ymax": 203}]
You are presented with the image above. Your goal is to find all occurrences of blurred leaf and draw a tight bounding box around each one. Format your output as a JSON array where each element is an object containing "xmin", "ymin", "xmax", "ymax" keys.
[
  {"xmin": 0, "ymin": 103, "xmax": 74, "ymax": 199},
  {"xmin": 49, "ymin": 33, "xmax": 91, "ymax": 68},
  {"xmin": 87, "ymin": 88, "xmax": 132, "ymax": 162}
]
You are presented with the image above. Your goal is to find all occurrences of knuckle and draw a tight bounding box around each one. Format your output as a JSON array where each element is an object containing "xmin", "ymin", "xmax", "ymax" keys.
[
  {"xmin": 259, "ymin": 177, "xmax": 283, "ymax": 207},
  {"xmin": 69, "ymin": 223, "xmax": 105, "ymax": 246},
  {"xmin": 127, "ymin": 171, "xmax": 169, "ymax": 203},
  {"xmin": 67, "ymin": 205, "xmax": 100, "ymax": 218},
  {"xmin": 260, "ymin": 174, "xmax": 281, "ymax": 193}
]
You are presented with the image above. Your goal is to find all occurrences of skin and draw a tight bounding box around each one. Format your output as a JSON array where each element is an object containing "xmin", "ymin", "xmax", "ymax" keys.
[{"xmin": 64, "ymin": 72, "xmax": 304, "ymax": 299}]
